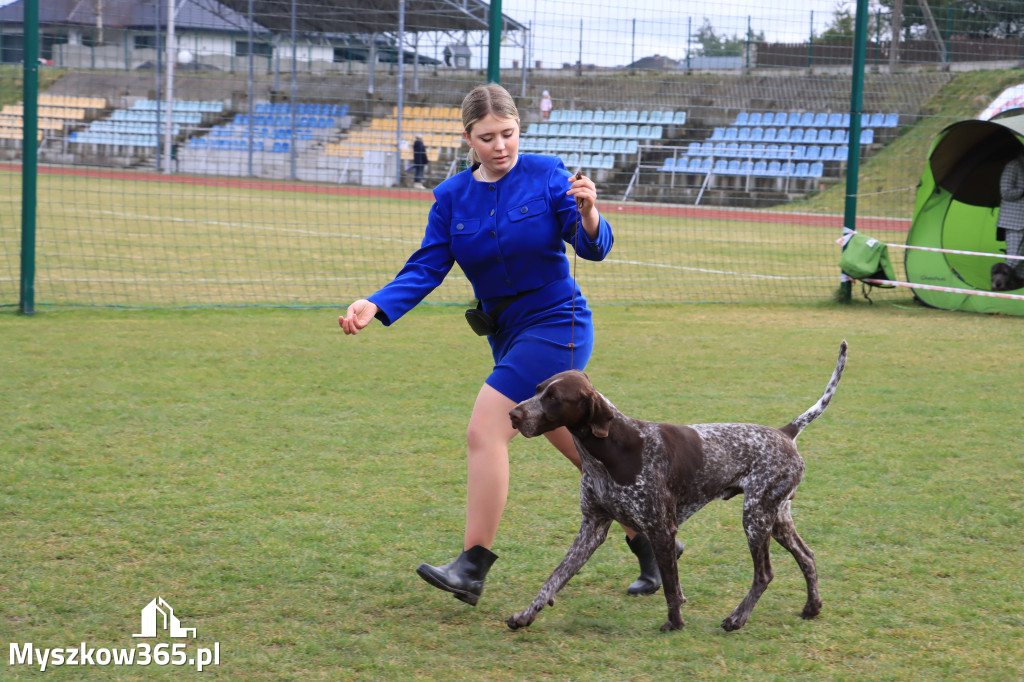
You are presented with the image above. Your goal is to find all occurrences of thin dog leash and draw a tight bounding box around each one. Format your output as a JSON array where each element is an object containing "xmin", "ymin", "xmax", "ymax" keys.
[{"xmin": 569, "ymin": 169, "xmax": 583, "ymax": 367}]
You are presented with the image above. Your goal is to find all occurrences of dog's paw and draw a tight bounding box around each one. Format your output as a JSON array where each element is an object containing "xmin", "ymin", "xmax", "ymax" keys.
[
  {"xmin": 801, "ymin": 599, "xmax": 822, "ymax": 620},
  {"xmin": 721, "ymin": 615, "xmax": 745, "ymax": 632},
  {"xmin": 659, "ymin": 618, "xmax": 684, "ymax": 631},
  {"xmin": 506, "ymin": 611, "xmax": 535, "ymax": 630}
]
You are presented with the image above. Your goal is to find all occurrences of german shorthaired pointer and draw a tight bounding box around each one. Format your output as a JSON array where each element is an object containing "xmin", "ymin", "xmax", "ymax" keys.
[{"xmin": 506, "ymin": 340, "xmax": 847, "ymax": 633}]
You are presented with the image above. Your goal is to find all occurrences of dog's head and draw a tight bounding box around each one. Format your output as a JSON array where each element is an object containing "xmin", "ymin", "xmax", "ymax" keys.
[
  {"xmin": 991, "ymin": 262, "xmax": 1024, "ymax": 291},
  {"xmin": 509, "ymin": 370, "xmax": 615, "ymax": 438}
]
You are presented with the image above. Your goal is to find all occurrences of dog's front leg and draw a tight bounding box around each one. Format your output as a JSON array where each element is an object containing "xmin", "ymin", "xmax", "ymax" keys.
[
  {"xmin": 649, "ymin": 527, "xmax": 686, "ymax": 631},
  {"xmin": 506, "ymin": 515, "xmax": 611, "ymax": 630}
]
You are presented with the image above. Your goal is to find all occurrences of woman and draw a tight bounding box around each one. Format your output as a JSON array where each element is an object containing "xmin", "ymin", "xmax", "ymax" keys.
[{"xmin": 341, "ymin": 84, "xmax": 670, "ymax": 606}]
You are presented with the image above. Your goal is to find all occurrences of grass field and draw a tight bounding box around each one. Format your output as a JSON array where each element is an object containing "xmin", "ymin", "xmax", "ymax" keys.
[
  {"xmin": 1, "ymin": 167, "xmax": 914, "ymax": 310},
  {"xmin": 2, "ymin": 302, "xmax": 1021, "ymax": 680}
]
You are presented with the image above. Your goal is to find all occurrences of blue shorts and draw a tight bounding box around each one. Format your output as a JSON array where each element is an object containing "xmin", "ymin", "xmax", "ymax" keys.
[{"xmin": 483, "ymin": 282, "xmax": 594, "ymax": 403}]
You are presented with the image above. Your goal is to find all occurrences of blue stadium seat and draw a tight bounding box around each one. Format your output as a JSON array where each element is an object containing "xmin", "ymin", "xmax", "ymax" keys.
[
  {"xmin": 860, "ymin": 129, "xmax": 875, "ymax": 144},
  {"xmin": 710, "ymin": 127, "xmax": 726, "ymax": 141},
  {"xmin": 625, "ymin": 140, "xmax": 638, "ymax": 154},
  {"xmin": 808, "ymin": 162, "xmax": 824, "ymax": 178},
  {"xmin": 637, "ymin": 111, "xmax": 649, "ymax": 123},
  {"xmin": 614, "ymin": 110, "xmax": 628, "ymax": 123},
  {"xmin": 749, "ymin": 127, "xmax": 764, "ymax": 142},
  {"xmin": 626, "ymin": 110, "xmax": 639, "ymax": 123},
  {"xmin": 613, "ymin": 124, "xmax": 627, "ymax": 138},
  {"xmin": 724, "ymin": 127, "xmax": 739, "ymax": 141},
  {"xmin": 763, "ymin": 127, "xmax": 777, "ymax": 142},
  {"xmin": 672, "ymin": 111, "xmax": 686, "ymax": 125},
  {"xmin": 761, "ymin": 112, "xmax": 776, "ymax": 126},
  {"xmin": 713, "ymin": 159, "xmax": 728, "ymax": 174},
  {"xmin": 687, "ymin": 142, "xmax": 701, "ymax": 156},
  {"xmin": 613, "ymin": 139, "xmax": 626, "ymax": 153},
  {"xmin": 738, "ymin": 127, "xmax": 752, "ymax": 141},
  {"xmin": 805, "ymin": 145, "xmax": 821, "ymax": 161},
  {"xmin": 648, "ymin": 111, "xmax": 663, "ymax": 123},
  {"xmin": 767, "ymin": 160, "xmax": 782, "ymax": 176},
  {"xmin": 748, "ymin": 112, "xmax": 762, "ymax": 126},
  {"xmin": 688, "ymin": 157, "xmax": 705, "ymax": 172},
  {"xmin": 790, "ymin": 128, "xmax": 804, "ymax": 143},
  {"xmin": 820, "ymin": 146, "xmax": 836, "ymax": 161},
  {"xmin": 812, "ymin": 113, "xmax": 828, "ymax": 127},
  {"xmin": 637, "ymin": 125, "xmax": 652, "ymax": 140},
  {"xmin": 726, "ymin": 160, "xmax": 742, "ymax": 175},
  {"xmin": 699, "ymin": 142, "xmax": 713, "ymax": 156},
  {"xmin": 734, "ymin": 112, "xmax": 749, "ymax": 126},
  {"xmin": 799, "ymin": 112, "xmax": 814, "ymax": 126},
  {"xmin": 753, "ymin": 160, "xmax": 768, "ymax": 175},
  {"xmin": 581, "ymin": 110, "xmax": 594, "ymax": 123},
  {"xmin": 832, "ymin": 129, "xmax": 848, "ymax": 144},
  {"xmin": 792, "ymin": 145, "xmax": 807, "ymax": 160},
  {"xmin": 867, "ymin": 113, "xmax": 885, "ymax": 128},
  {"xmin": 751, "ymin": 143, "xmax": 767, "ymax": 158},
  {"xmin": 601, "ymin": 139, "xmax": 615, "ymax": 153},
  {"xmin": 776, "ymin": 128, "xmax": 790, "ymax": 143},
  {"xmin": 725, "ymin": 142, "xmax": 739, "ymax": 157},
  {"xmin": 826, "ymin": 113, "xmax": 843, "ymax": 128},
  {"xmin": 883, "ymin": 113, "xmax": 899, "ymax": 127},
  {"xmin": 803, "ymin": 129, "xmax": 818, "ymax": 144},
  {"xmin": 794, "ymin": 162, "xmax": 810, "ymax": 177},
  {"xmin": 738, "ymin": 160, "xmax": 754, "ymax": 175},
  {"xmin": 650, "ymin": 125, "xmax": 663, "ymax": 139}
]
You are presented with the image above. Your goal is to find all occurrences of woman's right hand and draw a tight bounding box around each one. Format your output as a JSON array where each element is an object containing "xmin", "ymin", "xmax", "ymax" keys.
[{"xmin": 339, "ymin": 299, "xmax": 378, "ymax": 335}]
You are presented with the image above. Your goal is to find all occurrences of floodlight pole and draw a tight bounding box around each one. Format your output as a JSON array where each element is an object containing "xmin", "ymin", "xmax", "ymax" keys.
[
  {"xmin": 487, "ymin": 0, "xmax": 501, "ymax": 83},
  {"xmin": 840, "ymin": 0, "xmax": 869, "ymax": 303},
  {"xmin": 19, "ymin": 0, "xmax": 39, "ymax": 315}
]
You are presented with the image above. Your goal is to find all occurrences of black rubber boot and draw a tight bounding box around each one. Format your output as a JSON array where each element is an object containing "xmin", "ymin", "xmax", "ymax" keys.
[
  {"xmin": 416, "ymin": 545, "xmax": 499, "ymax": 606},
  {"xmin": 625, "ymin": 534, "xmax": 685, "ymax": 596}
]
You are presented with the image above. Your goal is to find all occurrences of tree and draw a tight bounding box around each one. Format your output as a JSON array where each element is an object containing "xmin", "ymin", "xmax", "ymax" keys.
[
  {"xmin": 691, "ymin": 18, "xmax": 764, "ymax": 58},
  {"xmin": 875, "ymin": 0, "xmax": 1024, "ymax": 39},
  {"xmin": 817, "ymin": 1, "xmax": 856, "ymax": 42}
]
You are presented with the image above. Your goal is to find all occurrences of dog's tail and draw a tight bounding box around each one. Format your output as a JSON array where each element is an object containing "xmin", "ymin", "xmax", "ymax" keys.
[{"xmin": 780, "ymin": 340, "xmax": 847, "ymax": 440}]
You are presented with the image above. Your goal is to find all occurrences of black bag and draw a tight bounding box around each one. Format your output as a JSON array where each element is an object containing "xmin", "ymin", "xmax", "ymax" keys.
[{"xmin": 464, "ymin": 293, "xmax": 525, "ymax": 336}]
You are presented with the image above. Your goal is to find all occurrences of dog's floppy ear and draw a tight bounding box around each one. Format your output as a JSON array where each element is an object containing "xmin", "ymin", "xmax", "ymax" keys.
[{"xmin": 586, "ymin": 388, "xmax": 614, "ymax": 438}]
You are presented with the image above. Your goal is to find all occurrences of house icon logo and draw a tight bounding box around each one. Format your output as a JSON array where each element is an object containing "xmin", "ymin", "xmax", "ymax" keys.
[{"xmin": 132, "ymin": 597, "xmax": 197, "ymax": 638}]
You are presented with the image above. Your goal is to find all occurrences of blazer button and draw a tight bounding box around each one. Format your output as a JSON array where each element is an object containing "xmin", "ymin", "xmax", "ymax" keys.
[
  {"xmin": 456, "ymin": 223, "xmax": 464, "ymax": 231},
  {"xmin": 490, "ymin": 231, "xmax": 496, "ymax": 237},
  {"xmin": 489, "ymin": 185, "xmax": 496, "ymax": 191},
  {"xmin": 489, "ymin": 209, "xmax": 495, "ymax": 216},
  {"xmin": 520, "ymin": 206, "xmax": 528, "ymax": 214}
]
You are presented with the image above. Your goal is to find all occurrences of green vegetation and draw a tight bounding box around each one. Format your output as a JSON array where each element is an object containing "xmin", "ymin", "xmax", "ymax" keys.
[{"xmin": 2, "ymin": 303, "xmax": 1021, "ymax": 680}]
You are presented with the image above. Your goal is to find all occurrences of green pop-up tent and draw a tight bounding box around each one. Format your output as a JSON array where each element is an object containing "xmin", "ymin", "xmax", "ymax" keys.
[{"xmin": 905, "ymin": 111, "xmax": 1024, "ymax": 314}]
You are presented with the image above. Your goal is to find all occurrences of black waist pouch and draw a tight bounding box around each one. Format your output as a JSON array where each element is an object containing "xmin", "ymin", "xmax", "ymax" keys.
[{"xmin": 465, "ymin": 293, "xmax": 526, "ymax": 336}]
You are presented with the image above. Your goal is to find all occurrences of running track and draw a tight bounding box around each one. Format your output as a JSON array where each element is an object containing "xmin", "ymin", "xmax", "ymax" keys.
[{"xmin": 4, "ymin": 163, "xmax": 911, "ymax": 233}]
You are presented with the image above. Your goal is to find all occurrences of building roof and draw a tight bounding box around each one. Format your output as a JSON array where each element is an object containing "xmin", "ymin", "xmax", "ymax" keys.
[{"xmin": 3, "ymin": 0, "xmax": 525, "ymax": 35}]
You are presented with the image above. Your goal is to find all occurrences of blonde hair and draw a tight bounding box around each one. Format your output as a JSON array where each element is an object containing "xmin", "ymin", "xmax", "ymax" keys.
[{"xmin": 461, "ymin": 83, "xmax": 519, "ymax": 165}]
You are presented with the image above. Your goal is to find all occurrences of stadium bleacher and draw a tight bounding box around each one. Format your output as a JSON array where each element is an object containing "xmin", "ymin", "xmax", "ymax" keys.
[{"xmin": 70, "ymin": 99, "xmax": 224, "ymax": 148}]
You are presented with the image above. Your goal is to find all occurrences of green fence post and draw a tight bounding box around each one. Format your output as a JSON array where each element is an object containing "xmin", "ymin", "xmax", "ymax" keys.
[
  {"xmin": 487, "ymin": 0, "xmax": 501, "ymax": 83},
  {"xmin": 840, "ymin": 0, "xmax": 869, "ymax": 303},
  {"xmin": 20, "ymin": 0, "xmax": 38, "ymax": 315}
]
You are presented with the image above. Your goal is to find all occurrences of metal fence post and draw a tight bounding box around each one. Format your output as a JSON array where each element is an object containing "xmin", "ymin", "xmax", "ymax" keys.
[
  {"xmin": 19, "ymin": 0, "xmax": 39, "ymax": 315},
  {"xmin": 840, "ymin": 0, "xmax": 869, "ymax": 303}
]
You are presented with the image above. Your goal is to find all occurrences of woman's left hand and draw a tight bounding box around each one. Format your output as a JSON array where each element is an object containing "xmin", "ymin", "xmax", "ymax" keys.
[{"xmin": 567, "ymin": 172, "xmax": 601, "ymax": 236}]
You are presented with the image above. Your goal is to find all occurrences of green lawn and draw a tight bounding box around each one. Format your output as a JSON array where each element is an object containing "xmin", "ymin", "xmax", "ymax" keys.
[{"xmin": 2, "ymin": 302, "xmax": 1021, "ymax": 680}]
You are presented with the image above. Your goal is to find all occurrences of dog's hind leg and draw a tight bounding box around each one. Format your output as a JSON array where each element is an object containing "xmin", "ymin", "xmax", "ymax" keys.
[
  {"xmin": 506, "ymin": 515, "xmax": 612, "ymax": 630},
  {"xmin": 770, "ymin": 499, "xmax": 822, "ymax": 620},
  {"xmin": 721, "ymin": 503, "xmax": 776, "ymax": 632}
]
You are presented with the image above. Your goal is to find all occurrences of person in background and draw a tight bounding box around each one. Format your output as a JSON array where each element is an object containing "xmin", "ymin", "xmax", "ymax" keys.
[
  {"xmin": 341, "ymin": 84, "xmax": 675, "ymax": 607},
  {"xmin": 540, "ymin": 90, "xmax": 553, "ymax": 121},
  {"xmin": 994, "ymin": 148, "xmax": 1024, "ymax": 290},
  {"xmin": 412, "ymin": 135, "xmax": 428, "ymax": 189}
]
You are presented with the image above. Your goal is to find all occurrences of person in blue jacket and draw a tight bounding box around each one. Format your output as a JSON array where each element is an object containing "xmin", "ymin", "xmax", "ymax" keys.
[{"xmin": 341, "ymin": 84, "xmax": 669, "ymax": 606}]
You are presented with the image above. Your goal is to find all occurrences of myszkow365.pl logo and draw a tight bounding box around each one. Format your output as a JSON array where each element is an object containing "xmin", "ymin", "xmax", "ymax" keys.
[{"xmin": 8, "ymin": 597, "xmax": 221, "ymax": 673}]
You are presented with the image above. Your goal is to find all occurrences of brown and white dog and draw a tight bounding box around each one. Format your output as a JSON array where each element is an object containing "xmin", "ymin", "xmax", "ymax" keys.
[{"xmin": 507, "ymin": 341, "xmax": 847, "ymax": 632}]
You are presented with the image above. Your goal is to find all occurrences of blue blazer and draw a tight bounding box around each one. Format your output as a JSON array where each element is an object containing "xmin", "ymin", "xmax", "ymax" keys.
[{"xmin": 369, "ymin": 154, "xmax": 613, "ymax": 325}]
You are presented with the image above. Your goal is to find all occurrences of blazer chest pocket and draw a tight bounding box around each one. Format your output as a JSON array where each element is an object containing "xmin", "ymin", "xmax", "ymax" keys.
[
  {"xmin": 451, "ymin": 219, "xmax": 481, "ymax": 236},
  {"xmin": 507, "ymin": 198, "xmax": 546, "ymax": 224}
]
